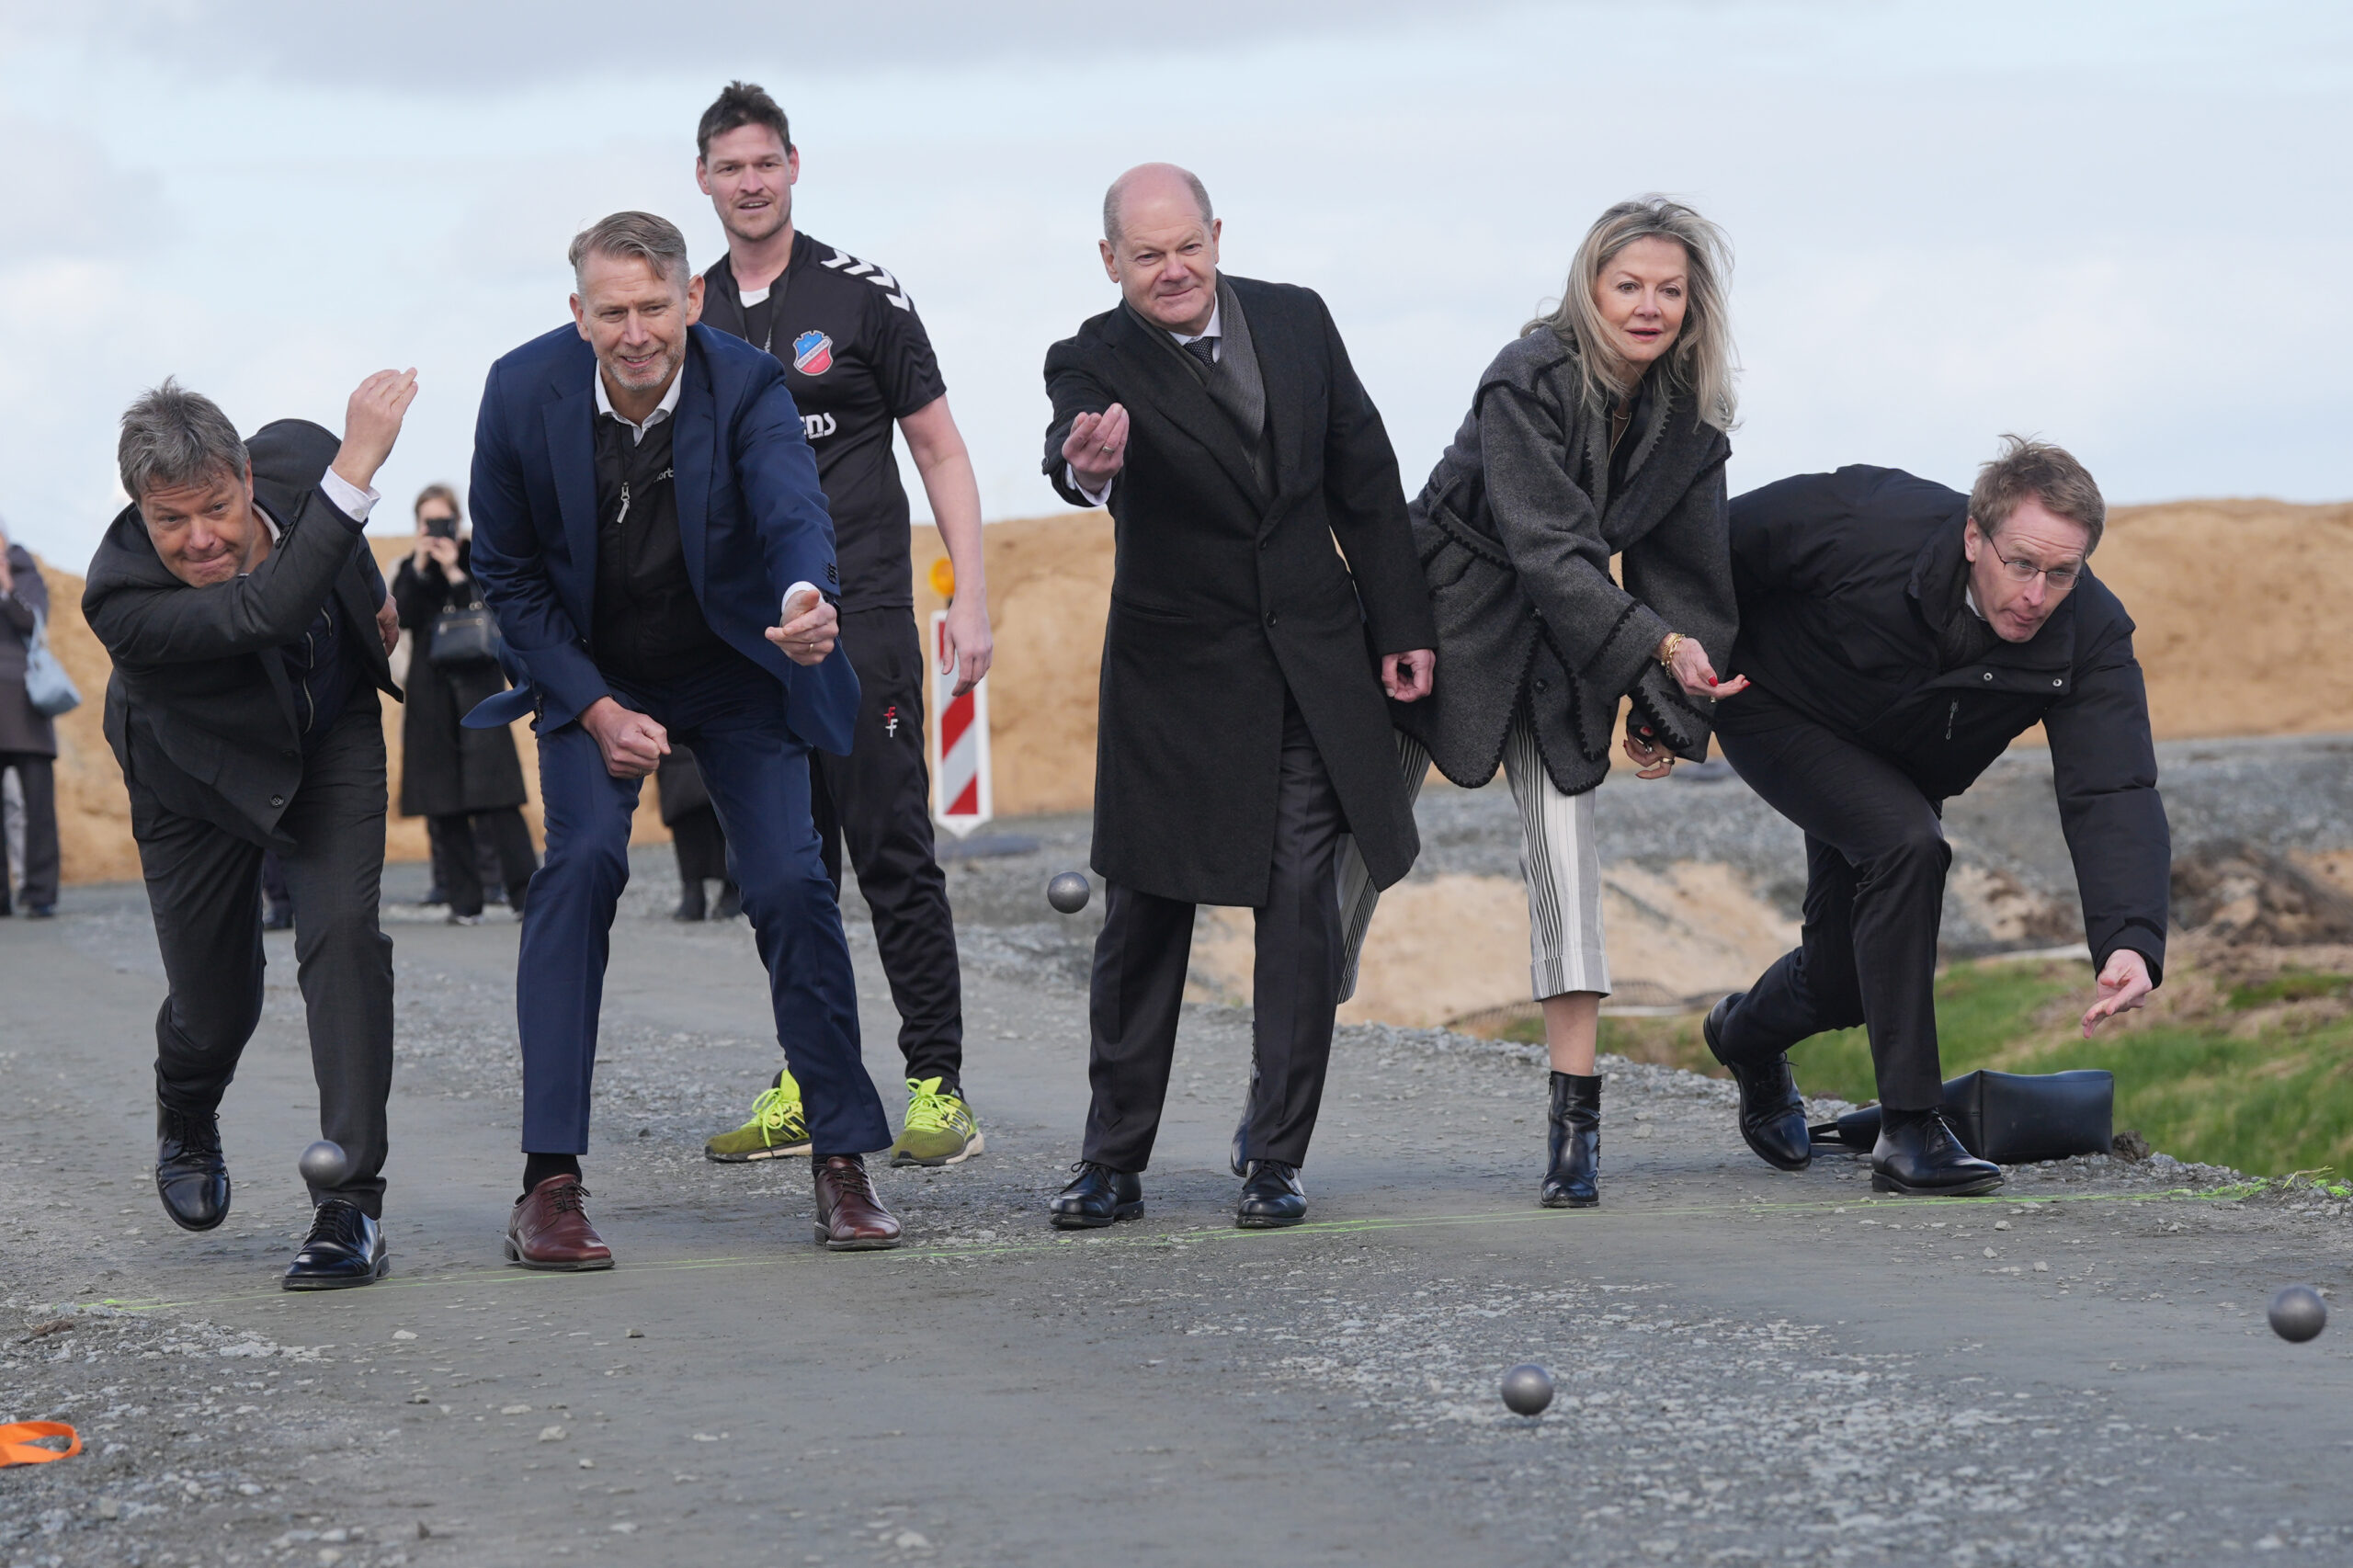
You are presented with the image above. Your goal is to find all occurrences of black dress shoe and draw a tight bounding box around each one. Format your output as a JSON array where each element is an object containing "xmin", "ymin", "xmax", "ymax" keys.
[
  {"xmin": 282, "ymin": 1199, "xmax": 389, "ymax": 1290},
  {"xmin": 1050, "ymin": 1162, "xmax": 1142, "ymax": 1229},
  {"xmin": 1236, "ymin": 1161, "xmax": 1306, "ymax": 1228},
  {"xmin": 156, "ymin": 1104, "xmax": 231, "ymax": 1233},
  {"xmin": 1540, "ymin": 1071, "xmax": 1601, "ymax": 1209},
  {"xmin": 1871, "ymin": 1108, "xmax": 2004, "ymax": 1197},
  {"xmin": 712, "ymin": 881, "xmax": 744, "ymax": 921},
  {"xmin": 1704, "ymin": 993, "xmax": 1813, "ymax": 1172},
  {"xmin": 673, "ymin": 881, "xmax": 707, "ymax": 922}
]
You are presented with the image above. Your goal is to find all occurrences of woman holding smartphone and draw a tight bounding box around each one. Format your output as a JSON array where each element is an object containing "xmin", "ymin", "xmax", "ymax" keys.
[{"xmin": 392, "ymin": 483, "xmax": 538, "ymax": 923}]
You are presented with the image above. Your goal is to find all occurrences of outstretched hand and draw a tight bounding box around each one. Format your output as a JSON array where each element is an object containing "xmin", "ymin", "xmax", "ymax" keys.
[
  {"xmin": 1664, "ymin": 636, "xmax": 1749, "ymax": 701},
  {"xmin": 2081, "ymin": 949, "xmax": 2155, "ymax": 1037},
  {"xmin": 1061, "ymin": 404, "xmax": 1130, "ymax": 494},
  {"xmin": 331, "ymin": 369, "xmax": 419, "ymax": 494}
]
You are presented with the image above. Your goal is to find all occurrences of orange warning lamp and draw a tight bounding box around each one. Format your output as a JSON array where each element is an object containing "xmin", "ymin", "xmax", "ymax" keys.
[{"xmin": 928, "ymin": 557, "xmax": 956, "ymax": 598}]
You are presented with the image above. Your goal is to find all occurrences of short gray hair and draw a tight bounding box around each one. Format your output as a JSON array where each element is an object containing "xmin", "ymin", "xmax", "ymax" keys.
[
  {"xmin": 119, "ymin": 378, "xmax": 249, "ymax": 502},
  {"xmin": 1102, "ymin": 165, "xmax": 1213, "ymax": 246},
  {"xmin": 568, "ymin": 210, "xmax": 690, "ymax": 290}
]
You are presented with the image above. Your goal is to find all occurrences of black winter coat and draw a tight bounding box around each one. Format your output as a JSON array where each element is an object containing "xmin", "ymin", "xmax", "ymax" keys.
[
  {"xmin": 0, "ymin": 544, "xmax": 57, "ymax": 756},
  {"xmin": 1396, "ymin": 332, "xmax": 1734, "ymax": 793},
  {"xmin": 1720, "ymin": 465, "xmax": 2170, "ymax": 977},
  {"xmin": 1041, "ymin": 276, "xmax": 1438, "ymax": 905},
  {"xmin": 392, "ymin": 541, "xmax": 528, "ymax": 818},
  {"xmin": 83, "ymin": 420, "xmax": 399, "ymax": 848}
]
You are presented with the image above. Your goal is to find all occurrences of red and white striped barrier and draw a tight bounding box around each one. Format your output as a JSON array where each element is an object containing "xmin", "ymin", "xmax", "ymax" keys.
[{"xmin": 930, "ymin": 609, "xmax": 992, "ymax": 838}]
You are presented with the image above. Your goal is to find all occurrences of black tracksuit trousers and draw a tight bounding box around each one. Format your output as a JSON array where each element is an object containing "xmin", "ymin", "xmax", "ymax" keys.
[
  {"xmin": 808, "ymin": 608, "xmax": 964, "ymax": 1090},
  {"xmin": 1711, "ymin": 718, "xmax": 1952, "ymax": 1111}
]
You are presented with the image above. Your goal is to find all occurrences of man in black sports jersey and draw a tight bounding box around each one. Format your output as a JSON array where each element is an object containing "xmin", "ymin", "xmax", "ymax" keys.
[{"xmin": 692, "ymin": 80, "xmax": 993, "ymax": 1169}]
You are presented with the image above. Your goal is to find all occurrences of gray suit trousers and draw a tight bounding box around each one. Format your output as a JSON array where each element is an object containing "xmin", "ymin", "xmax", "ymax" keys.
[
  {"xmin": 132, "ymin": 698, "xmax": 396, "ymax": 1214},
  {"xmin": 1083, "ymin": 696, "xmax": 1346, "ymax": 1172}
]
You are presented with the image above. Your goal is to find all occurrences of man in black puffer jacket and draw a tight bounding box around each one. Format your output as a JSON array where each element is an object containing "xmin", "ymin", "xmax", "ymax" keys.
[{"xmin": 1700, "ymin": 437, "xmax": 2168, "ymax": 1196}]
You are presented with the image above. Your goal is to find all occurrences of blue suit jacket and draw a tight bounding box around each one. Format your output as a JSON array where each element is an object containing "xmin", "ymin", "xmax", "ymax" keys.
[{"xmin": 462, "ymin": 322, "xmax": 858, "ymax": 753}]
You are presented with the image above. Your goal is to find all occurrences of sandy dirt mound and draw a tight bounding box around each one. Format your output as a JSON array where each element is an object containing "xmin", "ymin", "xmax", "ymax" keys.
[
  {"xmin": 30, "ymin": 494, "xmax": 2353, "ymax": 882},
  {"xmin": 1187, "ymin": 860, "xmax": 1799, "ymax": 1028}
]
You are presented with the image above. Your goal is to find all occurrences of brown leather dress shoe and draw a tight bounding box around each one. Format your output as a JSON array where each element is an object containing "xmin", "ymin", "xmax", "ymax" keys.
[
  {"xmin": 812, "ymin": 1154, "xmax": 903, "ymax": 1251},
  {"xmin": 505, "ymin": 1175, "xmax": 614, "ymax": 1271}
]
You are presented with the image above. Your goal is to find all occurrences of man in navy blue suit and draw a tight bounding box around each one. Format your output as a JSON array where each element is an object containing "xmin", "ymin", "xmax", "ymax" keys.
[{"xmin": 466, "ymin": 210, "xmax": 901, "ymax": 1267}]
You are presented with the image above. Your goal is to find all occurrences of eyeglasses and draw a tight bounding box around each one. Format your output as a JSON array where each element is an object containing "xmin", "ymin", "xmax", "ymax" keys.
[{"xmin": 1988, "ymin": 543, "xmax": 2080, "ymax": 591}]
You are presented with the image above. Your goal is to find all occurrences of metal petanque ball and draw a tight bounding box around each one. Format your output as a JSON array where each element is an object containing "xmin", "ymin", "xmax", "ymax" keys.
[
  {"xmin": 1047, "ymin": 871, "xmax": 1092, "ymax": 915},
  {"xmin": 297, "ymin": 1140, "xmax": 351, "ymax": 1188},
  {"xmin": 2269, "ymin": 1284, "xmax": 2328, "ymax": 1343},
  {"xmin": 1500, "ymin": 1362, "xmax": 1555, "ymax": 1416}
]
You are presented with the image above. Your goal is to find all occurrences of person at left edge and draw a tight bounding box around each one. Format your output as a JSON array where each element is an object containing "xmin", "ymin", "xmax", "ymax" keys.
[
  {"xmin": 465, "ymin": 210, "xmax": 902, "ymax": 1267},
  {"xmin": 83, "ymin": 371, "xmax": 413, "ymax": 1290},
  {"xmin": 0, "ymin": 518, "xmax": 62, "ymax": 918}
]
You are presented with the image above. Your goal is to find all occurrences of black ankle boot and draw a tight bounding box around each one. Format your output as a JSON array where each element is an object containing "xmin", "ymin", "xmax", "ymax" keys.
[{"xmin": 1541, "ymin": 1072, "xmax": 1601, "ymax": 1209}]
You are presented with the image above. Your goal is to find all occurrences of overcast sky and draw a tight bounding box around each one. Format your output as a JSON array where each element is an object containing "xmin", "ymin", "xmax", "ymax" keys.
[{"xmin": 1, "ymin": 0, "xmax": 2347, "ymax": 564}]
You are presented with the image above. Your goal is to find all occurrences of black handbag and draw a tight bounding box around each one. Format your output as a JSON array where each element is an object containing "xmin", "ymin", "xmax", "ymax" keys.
[
  {"xmin": 1810, "ymin": 1069, "xmax": 2114, "ymax": 1165},
  {"xmin": 427, "ymin": 603, "xmax": 503, "ymax": 669}
]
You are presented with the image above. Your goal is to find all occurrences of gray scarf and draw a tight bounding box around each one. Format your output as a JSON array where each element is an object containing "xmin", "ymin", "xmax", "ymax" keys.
[{"xmin": 1128, "ymin": 275, "xmax": 1272, "ymax": 489}]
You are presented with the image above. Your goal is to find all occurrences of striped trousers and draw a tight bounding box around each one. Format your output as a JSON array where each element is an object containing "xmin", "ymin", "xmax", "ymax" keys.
[{"xmin": 1339, "ymin": 720, "xmax": 1611, "ymax": 1004}]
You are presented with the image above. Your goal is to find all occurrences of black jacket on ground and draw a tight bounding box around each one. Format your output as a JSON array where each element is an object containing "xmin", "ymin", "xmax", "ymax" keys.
[
  {"xmin": 1396, "ymin": 331, "xmax": 1734, "ymax": 793},
  {"xmin": 84, "ymin": 420, "xmax": 399, "ymax": 848},
  {"xmin": 1041, "ymin": 275, "xmax": 1438, "ymax": 905},
  {"xmin": 392, "ymin": 540, "xmax": 528, "ymax": 818},
  {"xmin": 1720, "ymin": 464, "xmax": 2169, "ymax": 977}
]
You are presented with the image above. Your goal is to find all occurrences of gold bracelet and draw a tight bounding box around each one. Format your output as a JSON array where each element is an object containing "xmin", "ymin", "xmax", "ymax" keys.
[{"xmin": 1657, "ymin": 632, "xmax": 1686, "ymax": 670}]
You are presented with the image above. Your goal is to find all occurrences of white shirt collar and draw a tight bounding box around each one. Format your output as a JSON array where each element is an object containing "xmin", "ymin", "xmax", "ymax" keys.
[
  {"xmin": 594, "ymin": 361, "xmax": 684, "ymax": 443},
  {"xmin": 1964, "ymin": 583, "xmax": 1986, "ymax": 621},
  {"xmin": 1170, "ymin": 301, "xmax": 1221, "ymax": 347}
]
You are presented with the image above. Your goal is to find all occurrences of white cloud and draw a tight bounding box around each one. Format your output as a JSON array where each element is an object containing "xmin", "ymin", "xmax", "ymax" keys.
[{"xmin": 0, "ymin": 0, "xmax": 2347, "ymax": 567}]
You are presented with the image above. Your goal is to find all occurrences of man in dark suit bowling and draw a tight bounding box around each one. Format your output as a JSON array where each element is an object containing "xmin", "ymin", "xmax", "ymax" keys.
[
  {"xmin": 85, "ymin": 372, "xmax": 411, "ymax": 1290},
  {"xmin": 466, "ymin": 211, "xmax": 899, "ymax": 1267},
  {"xmin": 1040, "ymin": 165, "xmax": 1437, "ymax": 1230}
]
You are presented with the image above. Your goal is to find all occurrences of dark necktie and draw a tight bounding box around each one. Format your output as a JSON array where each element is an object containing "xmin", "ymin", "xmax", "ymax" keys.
[{"xmin": 1180, "ymin": 335, "xmax": 1219, "ymax": 371}]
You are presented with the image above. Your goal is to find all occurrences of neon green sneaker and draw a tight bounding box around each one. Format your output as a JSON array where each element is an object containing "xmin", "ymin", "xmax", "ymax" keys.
[
  {"xmin": 890, "ymin": 1076, "xmax": 984, "ymax": 1168},
  {"xmin": 703, "ymin": 1069, "xmax": 813, "ymax": 1162}
]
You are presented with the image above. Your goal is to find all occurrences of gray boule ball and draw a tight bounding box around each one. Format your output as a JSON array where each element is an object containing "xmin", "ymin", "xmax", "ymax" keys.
[
  {"xmin": 1500, "ymin": 1362, "xmax": 1554, "ymax": 1416},
  {"xmin": 297, "ymin": 1139, "xmax": 351, "ymax": 1188},
  {"xmin": 1047, "ymin": 871, "xmax": 1092, "ymax": 915},
  {"xmin": 2269, "ymin": 1284, "xmax": 2328, "ymax": 1343}
]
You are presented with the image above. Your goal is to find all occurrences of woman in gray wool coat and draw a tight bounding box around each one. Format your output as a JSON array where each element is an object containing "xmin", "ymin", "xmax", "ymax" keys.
[{"xmin": 1378, "ymin": 197, "xmax": 1747, "ymax": 1208}]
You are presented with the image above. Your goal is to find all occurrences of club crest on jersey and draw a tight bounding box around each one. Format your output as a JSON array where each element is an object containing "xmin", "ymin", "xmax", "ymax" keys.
[{"xmin": 790, "ymin": 330, "xmax": 835, "ymax": 376}]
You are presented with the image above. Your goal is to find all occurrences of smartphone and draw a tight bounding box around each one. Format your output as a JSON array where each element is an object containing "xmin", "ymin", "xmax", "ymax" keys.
[{"xmin": 424, "ymin": 517, "xmax": 458, "ymax": 540}]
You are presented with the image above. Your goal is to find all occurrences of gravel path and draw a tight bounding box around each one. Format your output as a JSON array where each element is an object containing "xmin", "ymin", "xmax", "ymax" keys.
[{"xmin": 4, "ymin": 790, "xmax": 2351, "ymax": 1566}]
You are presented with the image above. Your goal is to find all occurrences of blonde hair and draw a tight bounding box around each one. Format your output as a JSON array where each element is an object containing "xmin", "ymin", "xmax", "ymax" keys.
[{"xmin": 1526, "ymin": 196, "xmax": 1737, "ymax": 431}]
